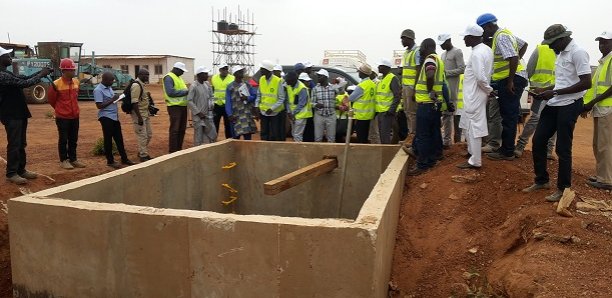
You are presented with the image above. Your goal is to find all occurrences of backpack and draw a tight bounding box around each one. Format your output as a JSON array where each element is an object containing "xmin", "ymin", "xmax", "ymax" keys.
[{"xmin": 121, "ymin": 80, "xmax": 143, "ymax": 114}]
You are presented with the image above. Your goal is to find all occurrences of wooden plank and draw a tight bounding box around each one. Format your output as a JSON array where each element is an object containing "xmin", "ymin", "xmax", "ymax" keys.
[{"xmin": 264, "ymin": 157, "xmax": 338, "ymax": 195}]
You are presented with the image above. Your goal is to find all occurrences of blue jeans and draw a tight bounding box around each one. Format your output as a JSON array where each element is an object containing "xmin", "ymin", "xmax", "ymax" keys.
[
  {"xmin": 414, "ymin": 103, "xmax": 441, "ymax": 169},
  {"xmin": 494, "ymin": 76, "xmax": 528, "ymax": 156}
]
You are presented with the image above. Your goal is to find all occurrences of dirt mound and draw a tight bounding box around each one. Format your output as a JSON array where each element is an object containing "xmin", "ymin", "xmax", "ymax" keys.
[{"xmin": 390, "ymin": 146, "xmax": 612, "ymax": 297}]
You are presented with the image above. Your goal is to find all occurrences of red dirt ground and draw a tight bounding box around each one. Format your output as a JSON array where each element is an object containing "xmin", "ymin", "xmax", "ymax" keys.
[{"xmin": 0, "ymin": 85, "xmax": 610, "ymax": 297}]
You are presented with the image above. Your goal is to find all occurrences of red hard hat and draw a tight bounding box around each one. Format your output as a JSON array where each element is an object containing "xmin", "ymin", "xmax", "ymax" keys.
[{"xmin": 59, "ymin": 58, "xmax": 77, "ymax": 70}]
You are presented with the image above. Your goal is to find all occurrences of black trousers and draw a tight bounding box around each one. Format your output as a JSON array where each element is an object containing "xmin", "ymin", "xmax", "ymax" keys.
[
  {"xmin": 397, "ymin": 110, "xmax": 408, "ymax": 141},
  {"xmin": 213, "ymin": 104, "xmax": 232, "ymax": 139},
  {"xmin": 99, "ymin": 117, "xmax": 128, "ymax": 164},
  {"xmin": 167, "ymin": 106, "xmax": 187, "ymax": 153},
  {"xmin": 260, "ymin": 111, "xmax": 286, "ymax": 141},
  {"xmin": 56, "ymin": 118, "xmax": 79, "ymax": 162},
  {"xmin": 454, "ymin": 115, "xmax": 462, "ymax": 143},
  {"xmin": 533, "ymin": 99, "xmax": 583, "ymax": 190},
  {"xmin": 303, "ymin": 117, "xmax": 315, "ymax": 142},
  {"xmin": 2, "ymin": 118, "xmax": 28, "ymax": 177},
  {"xmin": 496, "ymin": 76, "xmax": 528, "ymax": 156},
  {"xmin": 414, "ymin": 103, "xmax": 442, "ymax": 169},
  {"xmin": 355, "ymin": 119, "xmax": 371, "ymax": 144}
]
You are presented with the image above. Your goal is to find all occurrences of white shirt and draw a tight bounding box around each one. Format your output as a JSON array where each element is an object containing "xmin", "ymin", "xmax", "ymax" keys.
[
  {"xmin": 461, "ymin": 43, "xmax": 493, "ymax": 138},
  {"xmin": 548, "ymin": 40, "xmax": 591, "ymax": 107}
]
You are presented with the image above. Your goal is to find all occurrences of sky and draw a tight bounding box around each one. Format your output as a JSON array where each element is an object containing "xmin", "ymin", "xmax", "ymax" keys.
[{"xmin": 3, "ymin": 0, "xmax": 610, "ymax": 72}]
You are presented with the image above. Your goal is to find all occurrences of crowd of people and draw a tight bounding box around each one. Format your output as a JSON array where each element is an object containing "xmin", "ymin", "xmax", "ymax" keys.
[{"xmin": 0, "ymin": 13, "xmax": 611, "ymax": 200}]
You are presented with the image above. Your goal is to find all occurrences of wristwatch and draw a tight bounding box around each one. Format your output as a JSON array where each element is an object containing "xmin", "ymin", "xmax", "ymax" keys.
[{"xmin": 552, "ymin": 90, "xmax": 559, "ymax": 96}]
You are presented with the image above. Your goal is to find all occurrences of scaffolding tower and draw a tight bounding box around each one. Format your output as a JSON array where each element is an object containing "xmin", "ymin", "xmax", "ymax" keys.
[{"xmin": 211, "ymin": 7, "xmax": 256, "ymax": 74}]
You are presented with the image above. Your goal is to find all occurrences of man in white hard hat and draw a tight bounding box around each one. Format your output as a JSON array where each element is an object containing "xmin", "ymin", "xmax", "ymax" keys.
[
  {"xmin": 273, "ymin": 64, "xmax": 283, "ymax": 78},
  {"xmin": 457, "ymin": 24, "xmax": 493, "ymax": 170},
  {"xmin": 256, "ymin": 60, "xmax": 287, "ymax": 141},
  {"xmin": 312, "ymin": 68, "xmax": 345, "ymax": 142},
  {"xmin": 437, "ymin": 33, "xmax": 466, "ymax": 148},
  {"xmin": 163, "ymin": 62, "xmax": 190, "ymax": 152},
  {"xmin": 375, "ymin": 58, "xmax": 402, "ymax": 144},
  {"xmin": 0, "ymin": 46, "xmax": 51, "ymax": 184},
  {"xmin": 188, "ymin": 66, "xmax": 217, "ymax": 145},
  {"xmin": 581, "ymin": 30, "xmax": 612, "ymax": 190}
]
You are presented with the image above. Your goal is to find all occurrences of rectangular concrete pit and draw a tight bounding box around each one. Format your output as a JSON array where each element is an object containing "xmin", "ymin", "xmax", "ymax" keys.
[{"xmin": 9, "ymin": 140, "xmax": 408, "ymax": 297}]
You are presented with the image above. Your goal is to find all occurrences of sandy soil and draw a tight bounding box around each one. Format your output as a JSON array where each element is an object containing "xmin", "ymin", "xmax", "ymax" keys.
[{"xmin": 0, "ymin": 85, "xmax": 609, "ymax": 297}]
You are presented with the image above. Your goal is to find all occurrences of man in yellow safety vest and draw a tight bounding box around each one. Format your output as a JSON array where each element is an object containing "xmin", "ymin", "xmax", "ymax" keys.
[
  {"xmin": 211, "ymin": 63, "xmax": 234, "ymax": 139},
  {"xmin": 582, "ymin": 31, "xmax": 612, "ymax": 190},
  {"xmin": 162, "ymin": 62, "xmax": 190, "ymax": 153}
]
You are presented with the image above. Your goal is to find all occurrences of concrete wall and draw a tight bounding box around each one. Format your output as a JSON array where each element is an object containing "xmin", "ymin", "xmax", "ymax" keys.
[{"xmin": 9, "ymin": 141, "xmax": 408, "ymax": 297}]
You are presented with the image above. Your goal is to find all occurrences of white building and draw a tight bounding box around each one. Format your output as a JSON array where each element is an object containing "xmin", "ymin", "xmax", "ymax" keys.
[{"xmin": 81, "ymin": 55, "xmax": 195, "ymax": 84}]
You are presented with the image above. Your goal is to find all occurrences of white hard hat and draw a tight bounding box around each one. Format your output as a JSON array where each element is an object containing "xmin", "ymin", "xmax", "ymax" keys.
[
  {"xmin": 218, "ymin": 63, "xmax": 229, "ymax": 69},
  {"xmin": 304, "ymin": 61, "xmax": 314, "ymax": 68},
  {"xmin": 316, "ymin": 69, "xmax": 329, "ymax": 77},
  {"xmin": 260, "ymin": 60, "xmax": 275, "ymax": 71},
  {"xmin": 377, "ymin": 59, "xmax": 393, "ymax": 68},
  {"xmin": 195, "ymin": 66, "xmax": 210, "ymax": 75},
  {"xmin": 173, "ymin": 62, "xmax": 188, "ymax": 72},
  {"xmin": 0, "ymin": 46, "xmax": 13, "ymax": 56},
  {"xmin": 298, "ymin": 72, "xmax": 312, "ymax": 81},
  {"xmin": 436, "ymin": 33, "xmax": 451, "ymax": 45},
  {"xmin": 273, "ymin": 64, "xmax": 283, "ymax": 71},
  {"xmin": 460, "ymin": 24, "xmax": 484, "ymax": 37},
  {"xmin": 231, "ymin": 65, "xmax": 245, "ymax": 74}
]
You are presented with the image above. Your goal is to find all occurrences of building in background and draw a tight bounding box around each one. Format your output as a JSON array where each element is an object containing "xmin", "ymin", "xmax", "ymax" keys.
[{"xmin": 81, "ymin": 55, "xmax": 195, "ymax": 84}]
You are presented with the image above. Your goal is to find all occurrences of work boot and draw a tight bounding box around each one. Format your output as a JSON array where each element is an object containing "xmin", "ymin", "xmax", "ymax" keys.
[
  {"xmin": 481, "ymin": 144, "xmax": 498, "ymax": 153},
  {"xmin": 121, "ymin": 159, "xmax": 136, "ymax": 166},
  {"xmin": 6, "ymin": 174, "xmax": 27, "ymax": 185},
  {"xmin": 107, "ymin": 162, "xmax": 121, "ymax": 169},
  {"xmin": 70, "ymin": 160, "xmax": 86, "ymax": 168},
  {"xmin": 586, "ymin": 180, "xmax": 612, "ymax": 190},
  {"xmin": 514, "ymin": 145, "xmax": 525, "ymax": 158},
  {"xmin": 407, "ymin": 166, "xmax": 428, "ymax": 176},
  {"xmin": 545, "ymin": 190, "xmax": 563, "ymax": 202},
  {"xmin": 546, "ymin": 152, "xmax": 556, "ymax": 160},
  {"xmin": 486, "ymin": 152, "xmax": 515, "ymax": 161},
  {"xmin": 139, "ymin": 155, "xmax": 152, "ymax": 162},
  {"xmin": 60, "ymin": 160, "xmax": 74, "ymax": 170},
  {"xmin": 522, "ymin": 182, "xmax": 551, "ymax": 193},
  {"xmin": 588, "ymin": 176, "xmax": 598, "ymax": 182},
  {"xmin": 19, "ymin": 171, "xmax": 38, "ymax": 179}
]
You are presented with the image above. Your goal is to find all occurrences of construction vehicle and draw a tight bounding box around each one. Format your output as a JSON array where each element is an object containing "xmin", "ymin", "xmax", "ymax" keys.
[{"xmin": 5, "ymin": 42, "xmax": 132, "ymax": 104}]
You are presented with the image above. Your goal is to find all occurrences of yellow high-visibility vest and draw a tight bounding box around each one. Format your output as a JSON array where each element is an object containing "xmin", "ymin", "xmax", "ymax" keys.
[
  {"xmin": 530, "ymin": 44, "xmax": 556, "ymax": 89},
  {"xmin": 353, "ymin": 79, "xmax": 376, "ymax": 120},
  {"xmin": 402, "ymin": 46, "xmax": 420, "ymax": 87},
  {"xmin": 258, "ymin": 75, "xmax": 284, "ymax": 113},
  {"xmin": 336, "ymin": 92, "xmax": 349, "ymax": 119},
  {"xmin": 287, "ymin": 82, "xmax": 313, "ymax": 119},
  {"xmin": 415, "ymin": 54, "xmax": 446, "ymax": 106},
  {"xmin": 375, "ymin": 73, "xmax": 397, "ymax": 113},
  {"xmin": 162, "ymin": 72, "xmax": 188, "ymax": 106},
  {"xmin": 457, "ymin": 74, "xmax": 464, "ymax": 109},
  {"xmin": 211, "ymin": 74, "xmax": 235, "ymax": 106},
  {"xmin": 584, "ymin": 53, "xmax": 612, "ymax": 107},
  {"xmin": 491, "ymin": 28, "xmax": 526, "ymax": 81}
]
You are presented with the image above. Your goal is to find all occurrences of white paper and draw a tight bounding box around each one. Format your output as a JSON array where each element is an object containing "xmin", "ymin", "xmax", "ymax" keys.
[{"xmin": 113, "ymin": 94, "xmax": 125, "ymax": 104}]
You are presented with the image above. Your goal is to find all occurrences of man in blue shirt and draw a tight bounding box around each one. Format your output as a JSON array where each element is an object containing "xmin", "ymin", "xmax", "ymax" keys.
[{"xmin": 94, "ymin": 72, "xmax": 135, "ymax": 168}]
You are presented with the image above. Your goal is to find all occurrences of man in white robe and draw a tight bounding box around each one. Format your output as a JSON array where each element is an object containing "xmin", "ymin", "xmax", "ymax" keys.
[{"xmin": 458, "ymin": 24, "xmax": 494, "ymax": 168}]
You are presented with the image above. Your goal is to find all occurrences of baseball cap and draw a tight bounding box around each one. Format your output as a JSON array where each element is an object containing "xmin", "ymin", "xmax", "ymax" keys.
[
  {"xmin": 460, "ymin": 24, "xmax": 484, "ymax": 37},
  {"xmin": 231, "ymin": 65, "xmax": 245, "ymax": 74},
  {"xmin": 377, "ymin": 59, "xmax": 393, "ymax": 68},
  {"xmin": 173, "ymin": 62, "xmax": 188, "ymax": 72},
  {"xmin": 260, "ymin": 60, "xmax": 275, "ymax": 71},
  {"xmin": 316, "ymin": 69, "xmax": 329, "ymax": 77},
  {"xmin": 294, "ymin": 63, "xmax": 305, "ymax": 71},
  {"xmin": 0, "ymin": 46, "xmax": 14, "ymax": 56},
  {"xmin": 542, "ymin": 24, "xmax": 572, "ymax": 45},
  {"xmin": 195, "ymin": 66, "xmax": 210, "ymax": 75},
  {"xmin": 298, "ymin": 72, "xmax": 311, "ymax": 81},
  {"xmin": 436, "ymin": 33, "xmax": 451, "ymax": 45},
  {"xmin": 401, "ymin": 29, "xmax": 415, "ymax": 39},
  {"xmin": 595, "ymin": 31, "xmax": 612, "ymax": 41}
]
